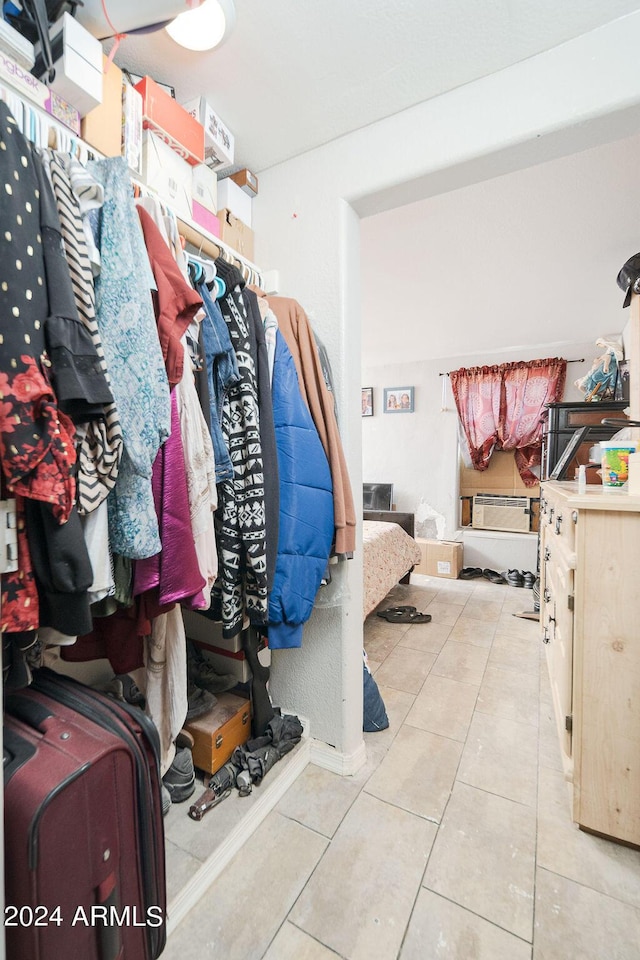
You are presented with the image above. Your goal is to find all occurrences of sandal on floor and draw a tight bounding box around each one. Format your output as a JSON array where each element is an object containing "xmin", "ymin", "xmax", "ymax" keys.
[
  {"xmin": 376, "ymin": 605, "xmax": 416, "ymax": 619},
  {"xmin": 482, "ymin": 569, "xmax": 507, "ymax": 584},
  {"xmin": 377, "ymin": 609, "xmax": 432, "ymax": 624},
  {"xmin": 458, "ymin": 567, "xmax": 483, "ymax": 580}
]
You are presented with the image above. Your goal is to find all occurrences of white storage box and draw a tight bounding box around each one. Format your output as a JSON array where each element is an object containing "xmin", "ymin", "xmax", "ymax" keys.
[
  {"xmin": 182, "ymin": 96, "xmax": 234, "ymax": 170},
  {"xmin": 182, "ymin": 609, "xmax": 241, "ymax": 653},
  {"xmin": 192, "ymin": 163, "xmax": 217, "ymax": 214},
  {"xmin": 217, "ymin": 177, "xmax": 252, "ymax": 227},
  {"xmin": 36, "ymin": 13, "xmax": 103, "ymax": 117},
  {"xmin": 141, "ymin": 131, "xmax": 192, "ymax": 222},
  {"xmin": 122, "ymin": 80, "xmax": 143, "ymax": 177}
]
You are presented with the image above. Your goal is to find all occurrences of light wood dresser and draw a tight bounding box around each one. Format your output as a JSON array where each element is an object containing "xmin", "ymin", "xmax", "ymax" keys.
[{"xmin": 539, "ymin": 480, "xmax": 640, "ymax": 847}]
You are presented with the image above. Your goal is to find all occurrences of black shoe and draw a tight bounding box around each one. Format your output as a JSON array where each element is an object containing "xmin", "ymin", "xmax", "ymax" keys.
[
  {"xmin": 186, "ymin": 683, "xmax": 217, "ymax": 721},
  {"xmin": 105, "ymin": 674, "xmax": 146, "ymax": 709},
  {"xmin": 187, "ymin": 640, "xmax": 238, "ymax": 695},
  {"xmin": 162, "ymin": 747, "xmax": 196, "ymax": 802},
  {"xmin": 506, "ymin": 569, "xmax": 525, "ymax": 587},
  {"xmin": 532, "ymin": 577, "xmax": 540, "ymax": 612}
]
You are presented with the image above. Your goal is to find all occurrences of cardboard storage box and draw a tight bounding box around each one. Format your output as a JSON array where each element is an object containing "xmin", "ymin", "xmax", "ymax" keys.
[
  {"xmin": 183, "ymin": 96, "xmax": 234, "ymax": 170},
  {"xmin": 0, "ymin": 49, "xmax": 80, "ymax": 134},
  {"xmin": 141, "ymin": 131, "xmax": 192, "ymax": 222},
  {"xmin": 36, "ymin": 13, "xmax": 103, "ymax": 117},
  {"xmin": 185, "ymin": 692, "xmax": 251, "ymax": 776},
  {"xmin": 217, "ymin": 177, "xmax": 252, "ymax": 226},
  {"xmin": 135, "ymin": 76, "xmax": 204, "ymax": 164},
  {"xmin": 218, "ymin": 208, "xmax": 254, "ymax": 261},
  {"xmin": 192, "ymin": 163, "xmax": 217, "ymax": 214},
  {"xmin": 229, "ymin": 168, "xmax": 258, "ymax": 197},
  {"xmin": 81, "ymin": 56, "xmax": 122, "ymax": 156},
  {"xmin": 414, "ymin": 538, "xmax": 463, "ymax": 579}
]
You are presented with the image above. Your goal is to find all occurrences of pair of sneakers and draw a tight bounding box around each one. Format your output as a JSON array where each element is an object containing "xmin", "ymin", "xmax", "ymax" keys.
[{"xmin": 506, "ymin": 569, "xmax": 536, "ymax": 588}]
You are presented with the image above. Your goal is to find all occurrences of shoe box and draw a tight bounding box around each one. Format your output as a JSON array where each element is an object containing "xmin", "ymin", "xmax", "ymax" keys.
[
  {"xmin": 181, "ymin": 610, "xmax": 270, "ymax": 683},
  {"xmin": 185, "ymin": 692, "xmax": 251, "ymax": 776},
  {"xmin": 413, "ymin": 538, "xmax": 463, "ymax": 579}
]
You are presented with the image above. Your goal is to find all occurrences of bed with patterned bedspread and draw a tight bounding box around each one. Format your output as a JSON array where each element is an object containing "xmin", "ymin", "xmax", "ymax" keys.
[{"xmin": 363, "ymin": 518, "xmax": 422, "ymax": 619}]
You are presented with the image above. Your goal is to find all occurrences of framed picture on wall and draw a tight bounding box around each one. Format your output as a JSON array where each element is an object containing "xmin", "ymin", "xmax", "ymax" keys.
[
  {"xmin": 384, "ymin": 386, "xmax": 414, "ymax": 413},
  {"xmin": 361, "ymin": 387, "xmax": 373, "ymax": 417}
]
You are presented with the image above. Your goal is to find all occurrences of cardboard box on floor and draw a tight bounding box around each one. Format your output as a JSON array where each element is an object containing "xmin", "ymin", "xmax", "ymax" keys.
[{"xmin": 414, "ymin": 538, "xmax": 463, "ymax": 579}]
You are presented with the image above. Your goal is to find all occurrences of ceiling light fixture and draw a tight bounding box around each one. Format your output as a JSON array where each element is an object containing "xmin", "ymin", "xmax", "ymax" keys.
[{"xmin": 166, "ymin": 0, "xmax": 235, "ymax": 52}]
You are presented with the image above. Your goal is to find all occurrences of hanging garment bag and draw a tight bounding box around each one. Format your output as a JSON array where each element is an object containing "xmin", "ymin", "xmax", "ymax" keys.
[{"xmin": 3, "ymin": 669, "xmax": 167, "ymax": 960}]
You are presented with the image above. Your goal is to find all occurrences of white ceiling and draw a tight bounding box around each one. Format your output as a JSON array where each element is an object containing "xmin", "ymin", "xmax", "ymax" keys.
[
  {"xmin": 361, "ymin": 132, "xmax": 640, "ymax": 367},
  {"xmin": 112, "ymin": 0, "xmax": 640, "ymax": 174}
]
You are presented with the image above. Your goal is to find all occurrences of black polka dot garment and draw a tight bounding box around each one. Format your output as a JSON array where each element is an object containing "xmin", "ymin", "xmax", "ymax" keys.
[{"xmin": 0, "ymin": 101, "xmax": 69, "ymax": 506}]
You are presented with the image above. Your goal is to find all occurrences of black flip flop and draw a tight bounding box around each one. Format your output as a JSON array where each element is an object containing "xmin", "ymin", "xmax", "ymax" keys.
[
  {"xmin": 377, "ymin": 609, "xmax": 432, "ymax": 624},
  {"xmin": 376, "ymin": 605, "xmax": 416, "ymax": 619}
]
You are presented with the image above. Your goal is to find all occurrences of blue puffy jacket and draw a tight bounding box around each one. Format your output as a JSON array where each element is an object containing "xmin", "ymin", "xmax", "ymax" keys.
[{"xmin": 268, "ymin": 331, "xmax": 334, "ymax": 648}]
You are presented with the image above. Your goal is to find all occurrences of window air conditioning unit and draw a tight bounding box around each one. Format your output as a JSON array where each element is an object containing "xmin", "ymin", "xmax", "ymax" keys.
[{"xmin": 472, "ymin": 494, "xmax": 531, "ymax": 533}]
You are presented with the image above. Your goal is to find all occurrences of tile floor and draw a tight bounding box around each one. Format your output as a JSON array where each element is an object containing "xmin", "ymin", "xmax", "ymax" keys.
[{"xmin": 161, "ymin": 574, "xmax": 640, "ymax": 959}]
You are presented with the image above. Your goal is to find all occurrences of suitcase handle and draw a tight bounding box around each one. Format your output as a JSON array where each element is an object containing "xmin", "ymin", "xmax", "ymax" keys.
[
  {"xmin": 5, "ymin": 693, "xmax": 54, "ymax": 732},
  {"xmin": 3, "ymin": 726, "xmax": 37, "ymax": 785},
  {"xmin": 96, "ymin": 873, "xmax": 124, "ymax": 960}
]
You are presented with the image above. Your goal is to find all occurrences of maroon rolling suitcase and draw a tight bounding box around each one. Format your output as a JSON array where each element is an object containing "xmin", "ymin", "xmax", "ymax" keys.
[{"xmin": 4, "ymin": 668, "xmax": 167, "ymax": 960}]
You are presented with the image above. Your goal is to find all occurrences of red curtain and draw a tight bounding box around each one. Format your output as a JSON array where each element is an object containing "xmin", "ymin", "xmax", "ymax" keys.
[
  {"xmin": 451, "ymin": 357, "xmax": 567, "ymax": 486},
  {"xmin": 498, "ymin": 358, "xmax": 566, "ymax": 485},
  {"xmin": 450, "ymin": 365, "xmax": 502, "ymax": 471}
]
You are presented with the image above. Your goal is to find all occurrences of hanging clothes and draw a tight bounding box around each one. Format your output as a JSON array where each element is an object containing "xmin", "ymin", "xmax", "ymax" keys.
[
  {"xmin": 0, "ymin": 100, "xmax": 105, "ymax": 647},
  {"xmin": 24, "ymin": 496, "xmax": 93, "ymax": 637},
  {"xmin": 255, "ymin": 294, "xmax": 278, "ymax": 385},
  {"xmin": 244, "ymin": 286, "xmax": 279, "ymax": 591},
  {"xmin": 133, "ymin": 390, "xmax": 206, "ymax": 609},
  {"xmin": 0, "ymin": 494, "xmax": 38, "ymax": 634},
  {"xmin": 136, "ymin": 204, "xmax": 202, "ymax": 389},
  {"xmin": 210, "ymin": 259, "xmax": 269, "ymax": 638},
  {"xmin": 43, "ymin": 150, "xmax": 123, "ymax": 515},
  {"xmin": 143, "ymin": 603, "xmax": 188, "ymax": 777},
  {"xmin": 261, "ymin": 293, "xmax": 356, "ymax": 556},
  {"xmin": 175, "ymin": 339, "xmax": 218, "ymax": 609},
  {"xmin": 268, "ymin": 331, "xmax": 334, "ymax": 649},
  {"xmin": 33, "ymin": 147, "xmax": 113, "ymax": 426},
  {"xmin": 197, "ymin": 278, "xmax": 239, "ymax": 482},
  {"xmin": 88, "ymin": 156, "xmax": 171, "ymax": 560}
]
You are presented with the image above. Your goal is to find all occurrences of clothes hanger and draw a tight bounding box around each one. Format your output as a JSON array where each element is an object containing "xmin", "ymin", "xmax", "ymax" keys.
[{"xmin": 187, "ymin": 252, "xmax": 216, "ymax": 285}]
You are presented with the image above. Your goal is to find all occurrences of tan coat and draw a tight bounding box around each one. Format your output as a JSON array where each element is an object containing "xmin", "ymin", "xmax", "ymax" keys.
[{"xmin": 263, "ymin": 294, "xmax": 356, "ymax": 555}]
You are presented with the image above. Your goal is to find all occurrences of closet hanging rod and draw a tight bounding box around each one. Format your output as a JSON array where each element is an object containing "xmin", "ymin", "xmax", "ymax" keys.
[
  {"xmin": 437, "ymin": 358, "xmax": 585, "ymax": 376},
  {"xmin": 131, "ymin": 176, "xmax": 263, "ymax": 274}
]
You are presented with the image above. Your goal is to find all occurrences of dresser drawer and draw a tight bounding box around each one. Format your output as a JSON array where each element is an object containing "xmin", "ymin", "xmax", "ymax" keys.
[{"xmin": 540, "ymin": 488, "xmax": 577, "ymax": 555}]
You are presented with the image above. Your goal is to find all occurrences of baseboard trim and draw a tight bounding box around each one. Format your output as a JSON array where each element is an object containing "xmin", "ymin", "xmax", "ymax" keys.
[
  {"xmin": 166, "ymin": 736, "xmax": 312, "ymax": 934},
  {"xmin": 309, "ymin": 737, "xmax": 367, "ymax": 776}
]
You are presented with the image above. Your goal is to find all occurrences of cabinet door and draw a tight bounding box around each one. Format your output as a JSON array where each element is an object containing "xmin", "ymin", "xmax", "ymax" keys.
[
  {"xmin": 573, "ymin": 508, "xmax": 640, "ymax": 845},
  {"xmin": 542, "ymin": 534, "xmax": 574, "ymax": 773}
]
